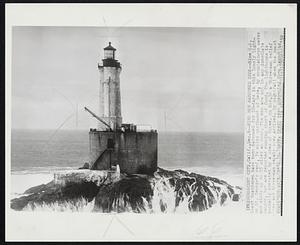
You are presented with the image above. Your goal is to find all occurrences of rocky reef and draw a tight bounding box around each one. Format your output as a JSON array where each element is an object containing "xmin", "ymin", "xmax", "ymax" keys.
[{"xmin": 11, "ymin": 167, "xmax": 241, "ymax": 213}]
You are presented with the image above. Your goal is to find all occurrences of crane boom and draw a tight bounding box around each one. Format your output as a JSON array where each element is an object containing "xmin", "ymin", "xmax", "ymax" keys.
[{"xmin": 84, "ymin": 107, "xmax": 113, "ymax": 131}]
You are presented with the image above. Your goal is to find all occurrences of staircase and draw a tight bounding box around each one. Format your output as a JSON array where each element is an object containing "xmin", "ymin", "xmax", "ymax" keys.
[{"xmin": 90, "ymin": 149, "xmax": 109, "ymax": 170}]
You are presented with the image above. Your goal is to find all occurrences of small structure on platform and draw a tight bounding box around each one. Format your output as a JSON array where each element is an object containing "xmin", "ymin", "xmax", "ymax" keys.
[{"xmin": 85, "ymin": 42, "xmax": 158, "ymax": 175}]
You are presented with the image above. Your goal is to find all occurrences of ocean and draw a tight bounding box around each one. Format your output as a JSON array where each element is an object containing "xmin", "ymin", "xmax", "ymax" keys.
[{"xmin": 11, "ymin": 130, "xmax": 244, "ymax": 191}]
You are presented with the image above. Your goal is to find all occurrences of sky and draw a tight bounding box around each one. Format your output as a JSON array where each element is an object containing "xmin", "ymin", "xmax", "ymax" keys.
[{"xmin": 11, "ymin": 26, "xmax": 246, "ymax": 132}]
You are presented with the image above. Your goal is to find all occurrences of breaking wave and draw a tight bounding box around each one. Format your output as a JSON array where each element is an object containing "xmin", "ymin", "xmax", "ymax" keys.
[
  {"xmin": 23, "ymin": 197, "xmax": 95, "ymax": 212},
  {"xmin": 103, "ymin": 175, "xmax": 236, "ymax": 214}
]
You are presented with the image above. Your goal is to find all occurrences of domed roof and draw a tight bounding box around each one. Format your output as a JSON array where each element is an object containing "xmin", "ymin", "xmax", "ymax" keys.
[{"xmin": 104, "ymin": 42, "xmax": 116, "ymax": 51}]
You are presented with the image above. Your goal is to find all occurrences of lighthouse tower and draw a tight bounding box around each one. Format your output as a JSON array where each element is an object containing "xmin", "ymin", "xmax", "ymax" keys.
[
  {"xmin": 98, "ymin": 42, "xmax": 122, "ymax": 131},
  {"xmin": 87, "ymin": 42, "xmax": 157, "ymax": 174}
]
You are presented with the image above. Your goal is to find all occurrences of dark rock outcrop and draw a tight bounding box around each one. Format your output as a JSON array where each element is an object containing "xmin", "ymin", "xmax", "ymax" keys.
[
  {"xmin": 154, "ymin": 168, "xmax": 235, "ymax": 212},
  {"xmin": 232, "ymin": 193, "xmax": 240, "ymax": 202},
  {"xmin": 94, "ymin": 175, "xmax": 153, "ymax": 212},
  {"xmin": 79, "ymin": 162, "xmax": 90, "ymax": 169},
  {"xmin": 11, "ymin": 181, "xmax": 99, "ymax": 211},
  {"xmin": 11, "ymin": 168, "xmax": 241, "ymax": 212}
]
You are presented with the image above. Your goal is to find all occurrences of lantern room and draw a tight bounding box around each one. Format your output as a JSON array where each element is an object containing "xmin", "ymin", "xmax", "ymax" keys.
[{"xmin": 104, "ymin": 42, "xmax": 116, "ymax": 59}]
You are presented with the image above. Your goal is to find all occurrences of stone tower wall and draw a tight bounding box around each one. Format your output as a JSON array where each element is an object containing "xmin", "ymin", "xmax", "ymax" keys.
[{"xmin": 98, "ymin": 66, "xmax": 122, "ymax": 131}]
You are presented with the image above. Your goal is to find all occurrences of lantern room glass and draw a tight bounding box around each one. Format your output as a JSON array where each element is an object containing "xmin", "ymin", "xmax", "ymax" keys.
[{"xmin": 104, "ymin": 50, "xmax": 114, "ymax": 59}]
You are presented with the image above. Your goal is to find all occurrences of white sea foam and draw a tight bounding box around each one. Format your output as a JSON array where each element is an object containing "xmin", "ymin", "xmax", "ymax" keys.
[
  {"xmin": 23, "ymin": 197, "xmax": 95, "ymax": 212},
  {"xmin": 11, "ymin": 173, "xmax": 53, "ymax": 199}
]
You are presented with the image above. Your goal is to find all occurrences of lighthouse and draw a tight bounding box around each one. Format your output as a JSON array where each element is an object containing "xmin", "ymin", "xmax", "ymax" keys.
[
  {"xmin": 86, "ymin": 42, "xmax": 158, "ymax": 175},
  {"xmin": 98, "ymin": 42, "xmax": 122, "ymax": 131}
]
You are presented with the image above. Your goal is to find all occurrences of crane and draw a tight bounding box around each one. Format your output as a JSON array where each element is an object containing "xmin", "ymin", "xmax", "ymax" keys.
[{"xmin": 84, "ymin": 106, "xmax": 113, "ymax": 132}]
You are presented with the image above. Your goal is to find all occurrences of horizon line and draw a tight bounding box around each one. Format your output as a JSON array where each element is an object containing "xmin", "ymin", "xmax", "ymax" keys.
[{"xmin": 10, "ymin": 128, "xmax": 244, "ymax": 134}]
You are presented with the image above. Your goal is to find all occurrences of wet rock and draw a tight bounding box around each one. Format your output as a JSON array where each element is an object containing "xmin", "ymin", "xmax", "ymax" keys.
[
  {"xmin": 154, "ymin": 168, "xmax": 235, "ymax": 212},
  {"xmin": 11, "ymin": 180, "xmax": 100, "ymax": 211},
  {"xmin": 232, "ymin": 193, "xmax": 240, "ymax": 202},
  {"xmin": 11, "ymin": 168, "xmax": 241, "ymax": 213},
  {"xmin": 94, "ymin": 176, "xmax": 153, "ymax": 212},
  {"xmin": 220, "ymin": 192, "xmax": 228, "ymax": 205},
  {"xmin": 24, "ymin": 181, "xmax": 56, "ymax": 194},
  {"xmin": 79, "ymin": 162, "xmax": 90, "ymax": 169}
]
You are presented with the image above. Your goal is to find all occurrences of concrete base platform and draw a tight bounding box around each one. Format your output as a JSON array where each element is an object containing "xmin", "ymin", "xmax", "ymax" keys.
[{"xmin": 89, "ymin": 130, "xmax": 158, "ymax": 175}]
